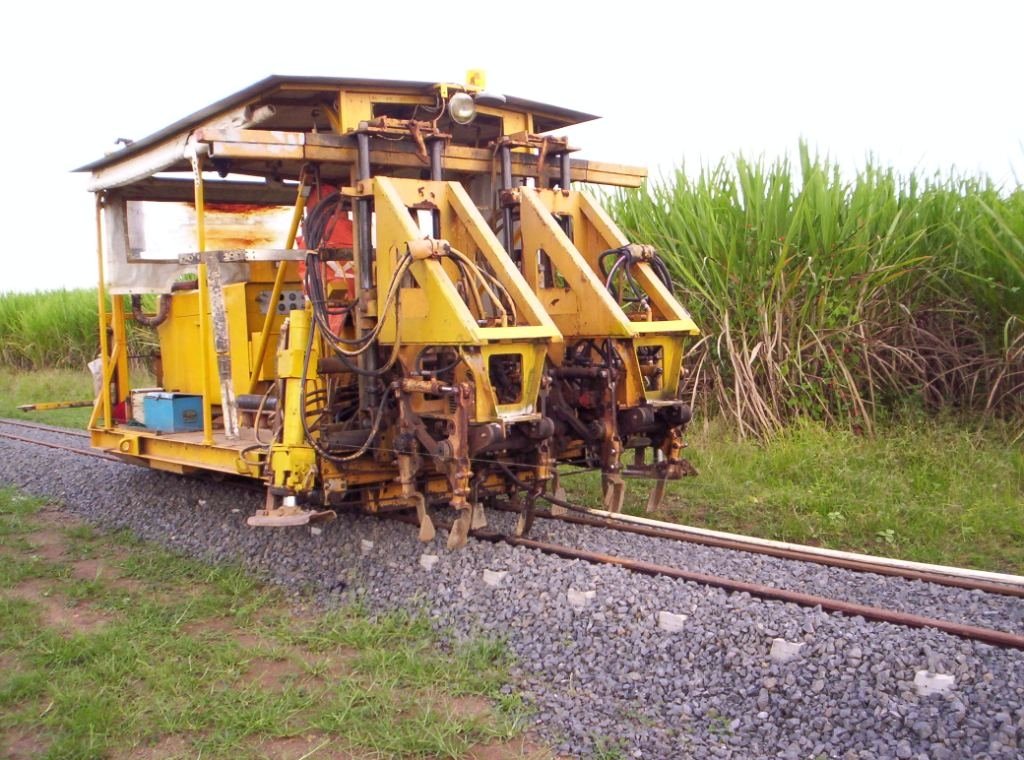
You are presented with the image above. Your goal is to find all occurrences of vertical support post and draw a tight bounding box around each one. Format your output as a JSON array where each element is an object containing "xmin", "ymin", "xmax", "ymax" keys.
[
  {"xmin": 429, "ymin": 138, "xmax": 443, "ymax": 237},
  {"xmin": 430, "ymin": 140, "xmax": 442, "ymax": 237},
  {"xmin": 192, "ymin": 151, "xmax": 215, "ymax": 445},
  {"xmin": 499, "ymin": 143, "xmax": 514, "ymax": 255},
  {"xmin": 206, "ymin": 256, "xmax": 239, "ymax": 439},
  {"xmin": 110, "ymin": 295, "xmax": 129, "ymax": 412},
  {"xmin": 560, "ymin": 151, "xmax": 572, "ymax": 192},
  {"xmin": 94, "ymin": 194, "xmax": 112, "ymax": 429},
  {"xmin": 429, "ymin": 139, "xmax": 443, "ymax": 181},
  {"xmin": 280, "ymin": 309, "xmax": 311, "ymax": 448},
  {"xmin": 354, "ymin": 131, "xmax": 378, "ymax": 412},
  {"xmin": 248, "ymin": 167, "xmax": 308, "ymax": 393},
  {"xmin": 111, "ymin": 294, "xmax": 130, "ymax": 426}
]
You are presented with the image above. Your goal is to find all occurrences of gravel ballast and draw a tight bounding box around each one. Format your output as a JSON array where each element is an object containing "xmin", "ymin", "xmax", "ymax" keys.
[{"xmin": 2, "ymin": 427, "xmax": 1023, "ymax": 759}]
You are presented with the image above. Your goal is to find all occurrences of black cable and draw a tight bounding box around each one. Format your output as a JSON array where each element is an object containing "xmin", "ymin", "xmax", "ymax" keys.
[
  {"xmin": 598, "ymin": 245, "xmax": 677, "ymax": 303},
  {"xmin": 298, "ymin": 315, "xmax": 392, "ymax": 464}
]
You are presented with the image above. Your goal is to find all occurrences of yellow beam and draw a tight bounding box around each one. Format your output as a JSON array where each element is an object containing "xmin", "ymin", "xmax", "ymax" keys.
[
  {"xmin": 192, "ymin": 153, "xmax": 215, "ymax": 445},
  {"xmin": 110, "ymin": 297, "xmax": 129, "ymax": 409},
  {"xmin": 247, "ymin": 169, "xmax": 308, "ymax": 393},
  {"xmin": 18, "ymin": 401, "xmax": 93, "ymax": 412},
  {"xmin": 90, "ymin": 430, "xmax": 264, "ymax": 477},
  {"xmin": 197, "ymin": 129, "xmax": 647, "ymax": 187},
  {"xmin": 93, "ymin": 195, "xmax": 112, "ymax": 430}
]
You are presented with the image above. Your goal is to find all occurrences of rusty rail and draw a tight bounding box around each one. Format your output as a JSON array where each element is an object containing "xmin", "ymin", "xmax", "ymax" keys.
[
  {"xmin": 467, "ymin": 528, "xmax": 1024, "ymax": 650},
  {"xmin": 0, "ymin": 419, "xmax": 91, "ymax": 439},
  {"xmin": 0, "ymin": 430, "xmax": 121, "ymax": 463},
  {"xmin": 3, "ymin": 419, "xmax": 1019, "ymax": 650},
  {"xmin": 523, "ymin": 508, "xmax": 1024, "ymax": 599}
]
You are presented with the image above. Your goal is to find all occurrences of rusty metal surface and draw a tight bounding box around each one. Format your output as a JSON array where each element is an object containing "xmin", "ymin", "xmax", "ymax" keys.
[
  {"xmin": 75, "ymin": 75, "xmax": 599, "ymax": 173},
  {"xmin": 8, "ymin": 417, "xmax": 1018, "ymax": 650},
  {"xmin": 470, "ymin": 530, "xmax": 1024, "ymax": 651},
  {"xmin": 245, "ymin": 507, "xmax": 336, "ymax": 527},
  {"xmin": 0, "ymin": 431, "xmax": 122, "ymax": 463},
  {"xmin": 0, "ymin": 420, "xmax": 91, "ymax": 438},
  {"xmin": 527, "ymin": 508, "xmax": 1024, "ymax": 600}
]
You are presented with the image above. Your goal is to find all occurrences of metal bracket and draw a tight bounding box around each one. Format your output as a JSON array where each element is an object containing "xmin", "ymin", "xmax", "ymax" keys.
[{"xmin": 177, "ymin": 248, "xmax": 311, "ymax": 265}]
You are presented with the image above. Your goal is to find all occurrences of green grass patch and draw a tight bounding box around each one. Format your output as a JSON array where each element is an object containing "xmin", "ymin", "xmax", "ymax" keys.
[
  {"xmin": 566, "ymin": 417, "xmax": 1024, "ymax": 573},
  {"xmin": 0, "ymin": 368, "xmax": 95, "ymax": 428},
  {"xmin": 0, "ymin": 488, "xmax": 524, "ymax": 759}
]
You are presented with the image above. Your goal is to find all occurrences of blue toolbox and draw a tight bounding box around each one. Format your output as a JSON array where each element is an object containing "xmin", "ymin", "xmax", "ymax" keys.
[{"xmin": 142, "ymin": 393, "xmax": 203, "ymax": 432}]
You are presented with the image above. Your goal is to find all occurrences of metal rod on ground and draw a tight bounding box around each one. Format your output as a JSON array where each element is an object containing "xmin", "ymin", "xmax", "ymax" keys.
[
  {"xmin": 17, "ymin": 401, "xmax": 94, "ymax": 412},
  {"xmin": 0, "ymin": 432, "xmax": 122, "ymax": 463},
  {"xmin": 576, "ymin": 503, "xmax": 1024, "ymax": 588},
  {"xmin": 0, "ymin": 420, "xmax": 90, "ymax": 438}
]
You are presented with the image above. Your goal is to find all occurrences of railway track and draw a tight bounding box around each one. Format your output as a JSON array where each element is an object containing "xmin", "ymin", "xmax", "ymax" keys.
[
  {"xmin": 0, "ymin": 418, "xmax": 91, "ymax": 438},
  {"xmin": 3, "ymin": 416, "xmax": 1022, "ymax": 651},
  {"xmin": 469, "ymin": 527, "xmax": 1024, "ymax": 650},
  {"xmin": 0, "ymin": 419, "xmax": 117, "ymax": 462},
  {"xmin": 523, "ymin": 507, "xmax": 1024, "ymax": 597}
]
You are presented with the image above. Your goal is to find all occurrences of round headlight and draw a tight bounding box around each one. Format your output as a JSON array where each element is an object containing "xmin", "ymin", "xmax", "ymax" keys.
[{"xmin": 448, "ymin": 92, "xmax": 476, "ymax": 125}]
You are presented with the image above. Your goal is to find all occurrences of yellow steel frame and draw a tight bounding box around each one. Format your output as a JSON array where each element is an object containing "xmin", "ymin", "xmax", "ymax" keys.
[
  {"xmin": 88, "ymin": 153, "xmax": 281, "ymax": 477},
  {"xmin": 90, "ymin": 195, "xmax": 111, "ymax": 430},
  {"xmin": 192, "ymin": 152, "xmax": 216, "ymax": 444},
  {"xmin": 247, "ymin": 169, "xmax": 308, "ymax": 394},
  {"xmin": 84, "ymin": 77, "xmax": 699, "ymax": 515},
  {"xmin": 370, "ymin": 176, "xmax": 560, "ymax": 422},
  {"xmin": 517, "ymin": 187, "xmax": 699, "ymax": 405},
  {"xmin": 195, "ymin": 128, "xmax": 646, "ymax": 188}
]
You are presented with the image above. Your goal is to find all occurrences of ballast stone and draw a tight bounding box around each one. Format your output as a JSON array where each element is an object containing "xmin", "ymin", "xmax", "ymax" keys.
[
  {"xmin": 5, "ymin": 426, "xmax": 1024, "ymax": 760},
  {"xmin": 567, "ymin": 589, "xmax": 597, "ymax": 610},
  {"xmin": 360, "ymin": 539, "xmax": 374, "ymax": 555},
  {"xmin": 914, "ymin": 670, "xmax": 956, "ymax": 697},
  {"xmin": 483, "ymin": 569, "xmax": 508, "ymax": 587},
  {"xmin": 419, "ymin": 554, "xmax": 439, "ymax": 571},
  {"xmin": 658, "ymin": 610, "xmax": 688, "ymax": 632},
  {"xmin": 770, "ymin": 638, "xmax": 804, "ymax": 663}
]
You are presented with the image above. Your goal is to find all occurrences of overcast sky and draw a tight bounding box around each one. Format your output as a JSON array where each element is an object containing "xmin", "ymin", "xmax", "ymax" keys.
[{"xmin": 2, "ymin": 0, "xmax": 1021, "ymax": 292}]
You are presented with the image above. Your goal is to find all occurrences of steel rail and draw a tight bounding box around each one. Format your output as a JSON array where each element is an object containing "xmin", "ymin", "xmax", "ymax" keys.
[
  {"xmin": 525, "ymin": 508, "xmax": 1024, "ymax": 599},
  {"xmin": 465, "ymin": 527, "xmax": 1024, "ymax": 651},
  {"xmin": 580, "ymin": 505, "xmax": 1024, "ymax": 588},
  {"xmin": 2, "ymin": 421, "xmax": 1018, "ymax": 648},
  {"xmin": 0, "ymin": 419, "xmax": 91, "ymax": 439},
  {"xmin": 0, "ymin": 431, "xmax": 122, "ymax": 463}
]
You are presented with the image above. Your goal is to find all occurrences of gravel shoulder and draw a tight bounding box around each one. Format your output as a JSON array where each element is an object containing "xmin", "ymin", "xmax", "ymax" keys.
[{"xmin": 1, "ymin": 431, "xmax": 1022, "ymax": 759}]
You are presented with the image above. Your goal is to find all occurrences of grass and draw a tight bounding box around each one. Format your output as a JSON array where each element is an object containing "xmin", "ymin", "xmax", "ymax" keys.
[
  {"xmin": 564, "ymin": 416, "xmax": 1024, "ymax": 573},
  {"xmin": 0, "ymin": 289, "xmax": 158, "ymax": 371},
  {"xmin": 0, "ymin": 290, "xmax": 101, "ymax": 371},
  {"xmin": 0, "ymin": 486, "xmax": 533, "ymax": 759},
  {"xmin": 607, "ymin": 144, "xmax": 1024, "ymax": 438},
  {"xmin": 0, "ymin": 368, "xmax": 95, "ymax": 429}
]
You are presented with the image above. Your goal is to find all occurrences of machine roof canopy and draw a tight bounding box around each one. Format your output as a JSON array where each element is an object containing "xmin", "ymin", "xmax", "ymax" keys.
[{"xmin": 76, "ymin": 75, "xmax": 645, "ymax": 195}]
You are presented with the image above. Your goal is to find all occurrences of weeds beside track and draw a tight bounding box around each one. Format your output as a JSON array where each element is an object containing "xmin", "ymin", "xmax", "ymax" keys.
[{"xmin": 608, "ymin": 144, "xmax": 1024, "ymax": 437}]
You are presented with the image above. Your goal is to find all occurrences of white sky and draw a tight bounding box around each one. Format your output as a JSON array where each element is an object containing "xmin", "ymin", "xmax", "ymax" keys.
[{"xmin": 1, "ymin": 0, "xmax": 1021, "ymax": 292}]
